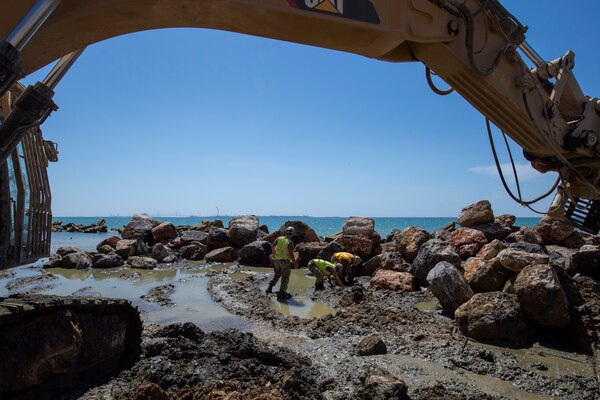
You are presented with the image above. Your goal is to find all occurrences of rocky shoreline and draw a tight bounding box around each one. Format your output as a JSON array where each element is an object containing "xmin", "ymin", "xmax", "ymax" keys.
[{"xmin": 40, "ymin": 200, "xmax": 600, "ymax": 399}]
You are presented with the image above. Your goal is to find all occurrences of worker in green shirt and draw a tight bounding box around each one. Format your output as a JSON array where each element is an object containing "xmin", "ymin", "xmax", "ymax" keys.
[
  {"xmin": 267, "ymin": 226, "xmax": 297, "ymax": 299},
  {"xmin": 307, "ymin": 258, "xmax": 345, "ymax": 291}
]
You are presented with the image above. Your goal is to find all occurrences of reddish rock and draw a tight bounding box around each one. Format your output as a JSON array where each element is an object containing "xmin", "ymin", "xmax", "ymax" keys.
[
  {"xmin": 205, "ymin": 247, "xmax": 234, "ymax": 263},
  {"xmin": 227, "ymin": 215, "xmax": 259, "ymax": 247},
  {"xmin": 495, "ymin": 214, "xmax": 516, "ymax": 227},
  {"xmin": 512, "ymin": 227, "xmax": 543, "ymax": 245},
  {"xmin": 458, "ymin": 200, "xmax": 494, "ymax": 227},
  {"xmin": 96, "ymin": 236, "xmax": 121, "ymax": 251},
  {"xmin": 459, "ymin": 243, "xmax": 483, "ymax": 260},
  {"xmin": 464, "ymin": 257, "xmax": 486, "ymax": 281},
  {"xmin": 469, "ymin": 259, "xmax": 513, "ymax": 293},
  {"xmin": 122, "ymin": 214, "xmax": 155, "ymax": 240},
  {"xmin": 534, "ymin": 215, "xmax": 574, "ymax": 245},
  {"xmin": 152, "ymin": 222, "xmax": 178, "ymax": 242},
  {"xmin": 449, "ymin": 227, "xmax": 488, "ymax": 260},
  {"xmin": 477, "ymin": 239, "xmax": 506, "ymax": 260},
  {"xmin": 295, "ymin": 242, "xmax": 326, "ymax": 268},
  {"xmin": 127, "ymin": 256, "xmax": 157, "ymax": 269},
  {"xmin": 370, "ymin": 270, "xmax": 415, "ymax": 292},
  {"xmin": 361, "ymin": 252, "xmax": 410, "ymax": 276},
  {"xmin": 395, "ymin": 226, "xmax": 432, "ymax": 262},
  {"xmin": 61, "ymin": 252, "xmax": 92, "ymax": 269},
  {"xmin": 335, "ymin": 235, "xmax": 374, "ymax": 259}
]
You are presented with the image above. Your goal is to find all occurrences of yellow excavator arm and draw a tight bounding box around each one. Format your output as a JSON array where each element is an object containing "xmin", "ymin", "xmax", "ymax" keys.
[{"xmin": 1, "ymin": 0, "xmax": 599, "ymax": 266}]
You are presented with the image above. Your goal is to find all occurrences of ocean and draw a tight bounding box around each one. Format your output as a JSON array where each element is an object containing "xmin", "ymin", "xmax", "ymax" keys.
[{"xmin": 52, "ymin": 216, "xmax": 541, "ymax": 238}]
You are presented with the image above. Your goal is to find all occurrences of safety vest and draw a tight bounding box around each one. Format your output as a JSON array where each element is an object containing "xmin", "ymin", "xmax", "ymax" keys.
[
  {"xmin": 313, "ymin": 259, "xmax": 337, "ymax": 277},
  {"xmin": 332, "ymin": 252, "xmax": 353, "ymax": 266},
  {"xmin": 274, "ymin": 236, "xmax": 291, "ymax": 260}
]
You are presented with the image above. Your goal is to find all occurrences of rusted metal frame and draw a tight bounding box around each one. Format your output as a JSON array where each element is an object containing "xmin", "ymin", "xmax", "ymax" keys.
[
  {"xmin": 33, "ymin": 128, "xmax": 51, "ymax": 255},
  {"xmin": 30, "ymin": 128, "xmax": 49, "ymax": 256},
  {"xmin": 10, "ymin": 149, "xmax": 24, "ymax": 265},
  {"xmin": 22, "ymin": 130, "xmax": 42, "ymax": 261}
]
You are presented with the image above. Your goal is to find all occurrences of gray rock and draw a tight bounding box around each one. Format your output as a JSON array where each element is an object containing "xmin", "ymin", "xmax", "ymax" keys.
[
  {"xmin": 495, "ymin": 214, "xmax": 516, "ymax": 227},
  {"xmin": 410, "ymin": 239, "xmax": 461, "ymax": 287},
  {"xmin": 61, "ymin": 252, "xmax": 93, "ymax": 269},
  {"xmin": 458, "ymin": 200, "xmax": 494, "ymax": 227},
  {"xmin": 317, "ymin": 241, "xmax": 345, "ymax": 262},
  {"xmin": 565, "ymin": 245, "xmax": 600, "ymax": 278},
  {"xmin": 56, "ymin": 246, "xmax": 82, "ymax": 257},
  {"xmin": 498, "ymin": 248, "xmax": 550, "ymax": 272},
  {"xmin": 469, "ymin": 259, "xmax": 514, "ymax": 293},
  {"xmin": 471, "ymin": 222, "xmax": 512, "ymax": 241},
  {"xmin": 295, "ymin": 242, "xmax": 325, "ymax": 268},
  {"xmin": 455, "ymin": 292, "xmax": 530, "ymax": 345},
  {"xmin": 514, "ymin": 264, "xmax": 571, "ymax": 327},
  {"xmin": 356, "ymin": 335, "xmax": 387, "ymax": 356},
  {"xmin": 361, "ymin": 251, "xmax": 410, "ymax": 275},
  {"xmin": 205, "ymin": 247, "xmax": 234, "ymax": 263},
  {"xmin": 115, "ymin": 239, "xmax": 148, "ymax": 259},
  {"xmin": 180, "ymin": 230, "xmax": 209, "ymax": 246},
  {"xmin": 207, "ymin": 227, "xmax": 230, "ymax": 249},
  {"xmin": 180, "ymin": 244, "xmax": 207, "ymax": 261},
  {"xmin": 122, "ymin": 214, "xmax": 155, "ymax": 240},
  {"xmin": 239, "ymin": 240, "xmax": 272, "ymax": 267},
  {"xmin": 426, "ymin": 261, "xmax": 474, "ymax": 314},
  {"xmin": 127, "ymin": 256, "xmax": 158, "ymax": 269},
  {"xmin": 151, "ymin": 243, "xmax": 176, "ymax": 262},
  {"xmin": 92, "ymin": 253, "xmax": 124, "ymax": 268},
  {"xmin": 227, "ymin": 215, "xmax": 259, "ymax": 247},
  {"xmin": 97, "ymin": 244, "xmax": 115, "ymax": 255},
  {"xmin": 508, "ymin": 242, "xmax": 546, "ymax": 254},
  {"xmin": 43, "ymin": 254, "xmax": 62, "ymax": 268}
]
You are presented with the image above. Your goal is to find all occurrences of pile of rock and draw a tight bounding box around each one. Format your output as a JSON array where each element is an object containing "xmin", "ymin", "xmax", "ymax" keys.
[{"xmin": 51, "ymin": 219, "xmax": 108, "ymax": 233}]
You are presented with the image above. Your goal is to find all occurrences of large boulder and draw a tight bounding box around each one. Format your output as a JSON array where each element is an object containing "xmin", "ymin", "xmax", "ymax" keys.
[
  {"xmin": 317, "ymin": 241, "xmax": 345, "ymax": 262},
  {"xmin": 122, "ymin": 214, "xmax": 155, "ymax": 241},
  {"xmin": 295, "ymin": 242, "xmax": 326, "ymax": 269},
  {"xmin": 495, "ymin": 214, "xmax": 516, "ymax": 227},
  {"xmin": 180, "ymin": 244, "xmax": 207, "ymax": 261},
  {"xmin": 370, "ymin": 270, "xmax": 415, "ymax": 292},
  {"xmin": 61, "ymin": 252, "xmax": 92, "ymax": 269},
  {"xmin": 207, "ymin": 227, "xmax": 230, "ymax": 249},
  {"xmin": 534, "ymin": 215, "xmax": 574, "ymax": 245},
  {"xmin": 151, "ymin": 243, "xmax": 176, "ymax": 262},
  {"xmin": 127, "ymin": 256, "xmax": 158, "ymax": 269},
  {"xmin": 239, "ymin": 240, "xmax": 272, "ymax": 267},
  {"xmin": 410, "ymin": 239, "xmax": 461, "ymax": 287},
  {"xmin": 498, "ymin": 248, "xmax": 550, "ymax": 272},
  {"xmin": 468, "ymin": 258, "xmax": 513, "ymax": 293},
  {"xmin": 43, "ymin": 254, "xmax": 63, "ymax": 268},
  {"xmin": 470, "ymin": 222, "xmax": 512, "ymax": 241},
  {"xmin": 263, "ymin": 221, "xmax": 320, "ymax": 244},
  {"xmin": 56, "ymin": 246, "xmax": 82, "ymax": 257},
  {"xmin": 361, "ymin": 252, "xmax": 410, "ymax": 276},
  {"xmin": 151, "ymin": 222, "xmax": 178, "ymax": 242},
  {"xmin": 449, "ymin": 227, "xmax": 488, "ymax": 260},
  {"xmin": 565, "ymin": 245, "xmax": 600, "ymax": 278},
  {"xmin": 463, "ymin": 257, "xmax": 486, "ymax": 281},
  {"xmin": 92, "ymin": 253, "xmax": 124, "ymax": 268},
  {"xmin": 205, "ymin": 247, "xmax": 234, "ymax": 263},
  {"xmin": 508, "ymin": 227, "xmax": 543, "ymax": 245},
  {"xmin": 115, "ymin": 239, "xmax": 148, "ymax": 259},
  {"xmin": 477, "ymin": 239, "xmax": 506, "ymax": 260},
  {"xmin": 514, "ymin": 264, "xmax": 571, "ymax": 327},
  {"xmin": 96, "ymin": 236, "xmax": 121, "ymax": 252},
  {"xmin": 426, "ymin": 261, "xmax": 473, "ymax": 314},
  {"xmin": 335, "ymin": 217, "xmax": 381, "ymax": 258},
  {"xmin": 458, "ymin": 200, "xmax": 494, "ymax": 227},
  {"xmin": 454, "ymin": 292, "xmax": 530, "ymax": 345},
  {"xmin": 180, "ymin": 230, "xmax": 209, "ymax": 246},
  {"xmin": 227, "ymin": 215, "xmax": 259, "ymax": 247},
  {"xmin": 395, "ymin": 226, "xmax": 432, "ymax": 262}
]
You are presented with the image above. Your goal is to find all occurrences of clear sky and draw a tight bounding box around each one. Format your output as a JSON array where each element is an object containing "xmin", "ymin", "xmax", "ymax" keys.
[{"xmin": 21, "ymin": 1, "xmax": 600, "ymax": 218}]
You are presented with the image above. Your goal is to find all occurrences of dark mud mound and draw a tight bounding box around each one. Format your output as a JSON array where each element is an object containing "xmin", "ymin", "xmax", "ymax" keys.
[{"xmin": 81, "ymin": 323, "xmax": 323, "ymax": 400}]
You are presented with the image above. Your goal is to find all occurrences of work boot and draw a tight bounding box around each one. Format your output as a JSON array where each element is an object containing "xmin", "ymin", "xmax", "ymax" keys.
[
  {"xmin": 277, "ymin": 291, "xmax": 292, "ymax": 300},
  {"xmin": 265, "ymin": 285, "xmax": 273, "ymax": 294},
  {"xmin": 315, "ymin": 282, "xmax": 325, "ymax": 291}
]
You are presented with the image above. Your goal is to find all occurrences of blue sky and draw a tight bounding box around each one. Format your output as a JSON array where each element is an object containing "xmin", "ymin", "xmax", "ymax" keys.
[{"xmin": 22, "ymin": 1, "xmax": 600, "ymax": 218}]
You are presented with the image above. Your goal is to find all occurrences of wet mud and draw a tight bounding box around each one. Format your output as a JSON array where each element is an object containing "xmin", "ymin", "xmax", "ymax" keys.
[{"xmin": 3, "ymin": 262, "xmax": 599, "ymax": 399}]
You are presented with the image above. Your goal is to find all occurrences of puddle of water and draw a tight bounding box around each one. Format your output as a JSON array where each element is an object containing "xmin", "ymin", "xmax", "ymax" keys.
[
  {"xmin": 474, "ymin": 342, "xmax": 595, "ymax": 380},
  {"xmin": 415, "ymin": 301, "xmax": 439, "ymax": 312},
  {"xmin": 1, "ymin": 264, "xmax": 248, "ymax": 332},
  {"xmin": 233, "ymin": 267, "xmax": 337, "ymax": 319}
]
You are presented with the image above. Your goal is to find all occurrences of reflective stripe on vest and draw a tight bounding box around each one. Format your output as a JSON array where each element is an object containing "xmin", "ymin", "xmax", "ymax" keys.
[
  {"xmin": 274, "ymin": 236, "xmax": 290, "ymax": 260},
  {"xmin": 313, "ymin": 259, "xmax": 336, "ymax": 277}
]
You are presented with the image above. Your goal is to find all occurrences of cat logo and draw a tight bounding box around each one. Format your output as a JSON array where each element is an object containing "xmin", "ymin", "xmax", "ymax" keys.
[{"xmin": 287, "ymin": 0, "xmax": 380, "ymax": 24}]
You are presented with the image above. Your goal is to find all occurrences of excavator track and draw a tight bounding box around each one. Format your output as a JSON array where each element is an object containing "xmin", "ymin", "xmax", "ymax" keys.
[{"xmin": 0, "ymin": 294, "xmax": 143, "ymax": 400}]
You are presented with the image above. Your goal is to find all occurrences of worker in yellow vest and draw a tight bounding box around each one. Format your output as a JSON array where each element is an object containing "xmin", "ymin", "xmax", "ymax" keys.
[
  {"xmin": 308, "ymin": 259, "xmax": 344, "ymax": 291},
  {"xmin": 331, "ymin": 252, "xmax": 362, "ymax": 284},
  {"xmin": 267, "ymin": 226, "xmax": 297, "ymax": 299}
]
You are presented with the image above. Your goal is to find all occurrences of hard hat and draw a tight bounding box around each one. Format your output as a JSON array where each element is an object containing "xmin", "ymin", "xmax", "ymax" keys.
[{"xmin": 285, "ymin": 226, "xmax": 295, "ymax": 234}]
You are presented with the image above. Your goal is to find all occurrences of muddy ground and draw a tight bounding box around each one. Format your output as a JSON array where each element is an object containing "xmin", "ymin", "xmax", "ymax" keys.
[{"xmin": 63, "ymin": 263, "xmax": 599, "ymax": 400}]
